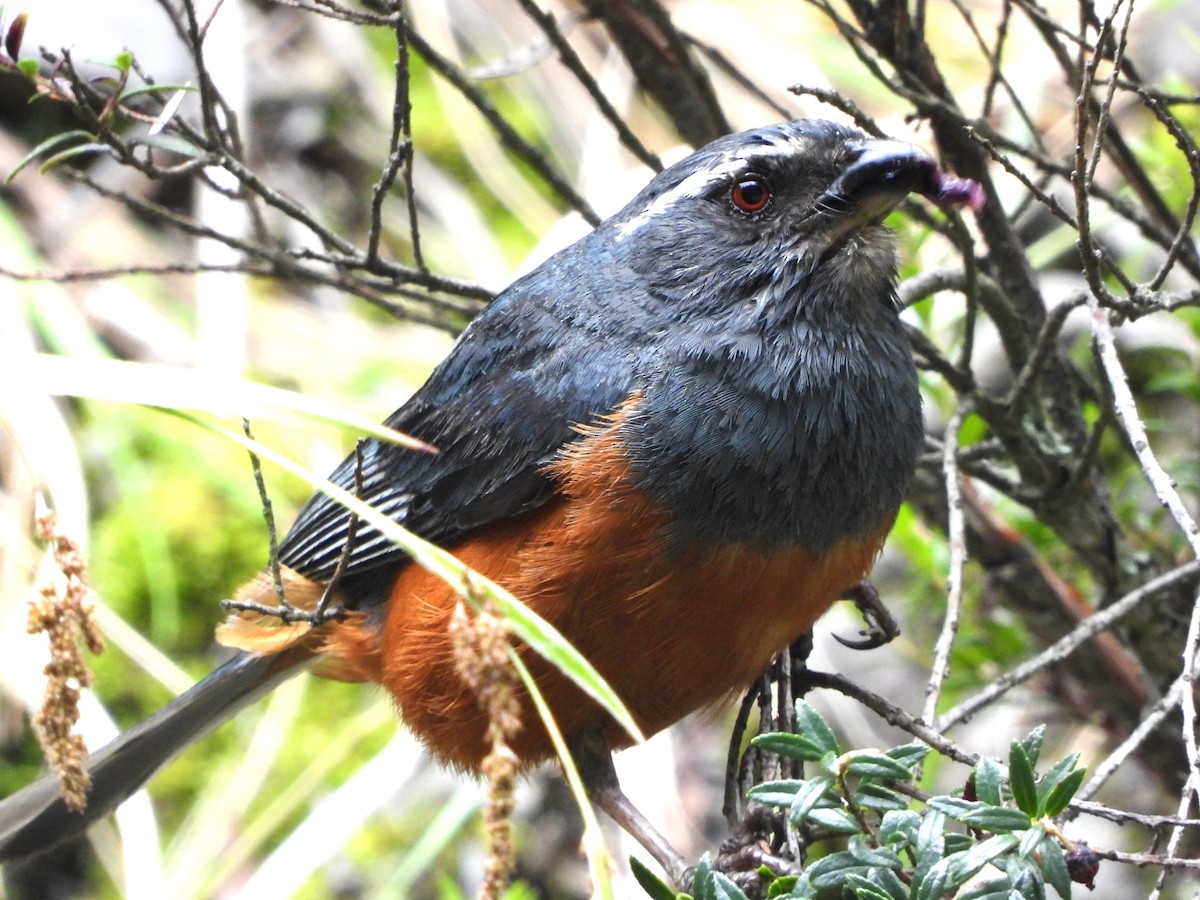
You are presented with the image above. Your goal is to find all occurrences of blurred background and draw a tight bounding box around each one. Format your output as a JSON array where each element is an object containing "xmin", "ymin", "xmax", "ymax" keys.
[{"xmin": 0, "ymin": 0, "xmax": 1198, "ymax": 897}]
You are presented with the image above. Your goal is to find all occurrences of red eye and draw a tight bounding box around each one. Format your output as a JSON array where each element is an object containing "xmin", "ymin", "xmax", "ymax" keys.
[{"xmin": 731, "ymin": 177, "xmax": 771, "ymax": 213}]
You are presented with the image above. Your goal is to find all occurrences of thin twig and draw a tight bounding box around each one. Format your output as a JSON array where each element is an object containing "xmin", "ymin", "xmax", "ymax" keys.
[
  {"xmin": 922, "ymin": 409, "xmax": 967, "ymax": 724},
  {"xmin": 937, "ymin": 561, "xmax": 1200, "ymax": 731},
  {"xmin": 243, "ymin": 419, "xmax": 291, "ymax": 613}
]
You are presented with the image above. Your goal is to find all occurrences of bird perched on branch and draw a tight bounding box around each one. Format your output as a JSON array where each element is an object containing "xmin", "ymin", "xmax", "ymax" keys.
[{"xmin": 0, "ymin": 118, "xmax": 980, "ymax": 882}]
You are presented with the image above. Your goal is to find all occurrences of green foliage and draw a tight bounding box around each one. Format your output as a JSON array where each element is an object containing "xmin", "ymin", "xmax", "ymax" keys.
[{"xmin": 638, "ymin": 707, "xmax": 1090, "ymax": 900}]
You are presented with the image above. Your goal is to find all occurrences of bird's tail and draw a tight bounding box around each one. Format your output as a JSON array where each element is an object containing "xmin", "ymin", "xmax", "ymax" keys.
[{"xmin": 0, "ymin": 648, "xmax": 312, "ymax": 862}]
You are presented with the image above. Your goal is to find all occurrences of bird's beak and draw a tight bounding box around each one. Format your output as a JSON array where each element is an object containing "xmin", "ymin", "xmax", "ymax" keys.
[
  {"xmin": 826, "ymin": 140, "xmax": 942, "ymax": 225},
  {"xmin": 819, "ymin": 139, "xmax": 984, "ymax": 242}
]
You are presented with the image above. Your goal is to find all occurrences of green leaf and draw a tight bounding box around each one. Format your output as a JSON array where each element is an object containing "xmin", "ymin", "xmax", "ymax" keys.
[
  {"xmin": 946, "ymin": 833, "xmax": 975, "ymax": 854},
  {"xmin": 1005, "ymin": 856, "xmax": 1047, "ymax": 900},
  {"xmin": 879, "ymin": 810, "xmax": 920, "ymax": 848},
  {"xmin": 851, "ymin": 783, "xmax": 909, "ymax": 812},
  {"xmin": 1037, "ymin": 836, "xmax": 1073, "ymax": 899},
  {"xmin": 961, "ymin": 806, "xmax": 1036, "ymax": 833},
  {"xmin": 865, "ymin": 867, "xmax": 910, "ymax": 900},
  {"xmin": 16, "ymin": 57, "xmax": 37, "ymax": 77},
  {"xmin": 913, "ymin": 855, "xmax": 957, "ymax": 900},
  {"xmin": 958, "ymin": 879, "xmax": 1018, "ymax": 900},
  {"xmin": 884, "ymin": 742, "xmax": 930, "ymax": 772},
  {"xmin": 691, "ymin": 855, "xmax": 714, "ymax": 900},
  {"xmin": 130, "ymin": 133, "xmax": 204, "ymax": 158},
  {"xmin": 913, "ymin": 809, "xmax": 946, "ymax": 888},
  {"xmin": 847, "ymin": 834, "xmax": 903, "ymax": 869},
  {"xmin": 751, "ymin": 732, "xmax": 826, "ymax": 762},
  {"xmin": 119, "ymin": 82, "xmax": 198, "ymax": 101},
  {"xmin": 844, "ymin": 752, "xmax": 916, "ymax": 780},
  {"xmin": 630, "ymin": 856, "xmax": 678, "ymax": 900},
  {"xmin": 770, "ymin": 875, "xmax": 813, "ymax": 899},
  {"xmin": 766, "ymin": 875, "xmax": 799, "ymax": 898},
  {"xmin": 788, "ymin": 776, "xmax": 835, "ymax": 826},
  {"xmin": 795, "ymin": 700, "xmax": 840, "ymax": 756},
  {"xmin": 115, "ymin": 50, "xmax": 133, "ymax": 72},
  {"xmin": 37, "ymin": 142, "xmax": 110, "ymax": 173},
  {"xmin": 1009, "ymin": 742, "xmax": 1041, "ymax": 817},
  {"xmin": 1043, "ymin": 768, "xmax": 1087, "ymax": 818},
  {"xmin": 955, "ymin": 832, "xmax": 1021, "ymax": 880},
  {"xmin": 1020, "ymin": 726, "xmax": 1046, "ymax": 769},
  {"xmin": 747, "ymin": 779, "xmax": 804, "ymax": 808},
  {"xmin": 927, "ymin": 796, "xmax": 984, "ymax": 820},
  {"xmin": 805, "ymin": 852, "xmax": 870, "ymax": 890},
  {"xmin": 806, "ymin": 806, "xmax": 860, "ymax": 834},
  {"xmin": 6, "ymin": 129, "xmax": 95, "ymax": 183},
  {"xmin": 842, "ymin": 874, "xmax": 893, "ymax": 900},
  {"xmin": 1036, "ymin": 753, "xmax": 1080, "ymax": 806},
  {"xmin": 1018, "ymin": 825, "xmax": 1046, "ymax": 857},
  {"xmin": 974, "ymin": 757, "xmax": 1005, "ymax": 807},
  {"xmin": 708, "ymin": 872, "xmax": 750, "ymax": 900}
]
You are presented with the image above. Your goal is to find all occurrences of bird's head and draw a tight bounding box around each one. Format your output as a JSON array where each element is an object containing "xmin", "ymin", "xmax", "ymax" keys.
[{"xmin": 603, "ymin": 119, "xmax": 980, "ymax": 319}]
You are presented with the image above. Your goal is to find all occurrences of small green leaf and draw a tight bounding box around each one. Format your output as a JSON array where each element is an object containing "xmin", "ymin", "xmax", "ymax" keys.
[
  {"xmin": 765, "ymin": 875, "xmax": 799, "ymax": 898},
  {"xmin": 974, "ymin": 757, "xmax": 1005, "ymax": 807},
  {"xmin": 844, "ymin": 752, "xmax": 916, "ymax": 780},
  {"xmin": 879, "ymin": 810, "xmax": 920, "ymax": 848},
  {"xmin": 772, "ymin": 875, "xmax": 814, "ymax": 899},
  {"xmin": 1037, "ymin": 836, "xmax": 1073, "ymax": 899},
  {"xmin": 788, "ymin": 776, "xmax": 835, "ymax": 825},
  {"xmin": 119, "ymin": 82, "xmax": 198, "ymax": 101},
  {"xmin": 691, "ymin": 854, "xmax": 714, "ymax": 900},
  {"xmin": 913, "ymin": 809, "xmax": 946, "ymax": 887},
  {"xmin": 6, "ymin": 129, "xmax": 94, "ymax": 183},
  {"xmin": 946, "ymin": 833, "xmax": 975, "ymax": 854},
  {"xmin": 1009, "ymin": 742, "xmax": 1041, "ymax": 817},
  {"xmin": 16, "ymin": 57, "xmax": 36, "ymax": 77},
  {"xmin": 1043, "ymin": 767, "xmax": 1087, "ymax": 818},
  {"xmin": 1037, "ymin": 753, "xmax": 1081, "ymax": 806},
  {"xmin": 1019, "ymin": 825, "xmax": 1047, "ymax": 857},
  {"xmin": 847, "ymin": 834, "xmax": 904, "ymax": 869},
  {"xmin": 1005, "ymin": 855, "xmax": 1047, "ymax": 900},
  {"xmin": 795, "ymin": 700, "xmax": 839, "ymax": 756},
  {"xmin": 806, "ymin": 806, "xmax": 860, "ymax": 833},
  {"xmin": 130, "ymin": 133, "xmax": 204, "ymax": 158},
  {"xmin": 746, "ymin": 779, "xmax": 803, "ymax": 808},
  {"xmin": 630, "ymin": 856, "xmax": 678, "ymax": 900},
  {"xmin": 708, "ymin": 871, "xmax": 750, "ymax": 900},
  {"xmin": 751, "ymin": 732, "xmax": 826, "ymax": 762},
  {"xmin": 927, "ymin": 796, "xmax": 984, "ymax": 820},
  {"xmin": 805, "ymin": 852, "xmax": 870, "ymax": 890},
  {"xmin": 115, "ymin": 50, "xmax": 133, "ymax": 72},
  {"xmin": 913, "ymin": 855, "xmax": 956, "ymax": 900},
  {"xmin": 842, "ymin": 874, "xmax": 893, "ymax": 900},
  {"xmin": 956, "ymin": 833, "xmax": 1021, "ymax": 880},
  {"xmin": 37, "ymin": 142, "xmax": 110, "ymax": 173},
  {"xmin": 961, "ymin": 806, "xmax": 1036, "ymax": 833},
  {"xmin": 819, "ymin": 750, "xmax": 839, "ymax": 775},
  {"xmin": 866, "ymin": 867, "xmax": 910, "ymax": 900},
  {"xmin": 958, "ymin": 879, "xmax": 1018, "ymax": 900},
  {"xmin": 885, "ymin": 742, "xmax": 930, "ymax": 772},
  {"xmin": 1020, "ymin": 726, "xmax": 1046, "ymax": 769},
  {"xmin": 852, "ymin": 782, "xmax": 909, "ymax": 812}
]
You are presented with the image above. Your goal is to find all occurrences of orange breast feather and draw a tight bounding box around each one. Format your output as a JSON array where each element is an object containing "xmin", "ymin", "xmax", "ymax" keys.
[{"xmin": 220, "ymin": 409, "xmax": 890, "ymax": 771}]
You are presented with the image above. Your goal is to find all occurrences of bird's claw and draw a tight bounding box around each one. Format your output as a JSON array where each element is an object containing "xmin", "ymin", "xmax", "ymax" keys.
[{"xmin": 833, "ymin": 580, "xmax": 900, "ymax": 650}]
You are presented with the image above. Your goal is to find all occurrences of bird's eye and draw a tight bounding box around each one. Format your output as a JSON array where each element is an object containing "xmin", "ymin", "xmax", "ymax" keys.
[{"xmin": 730, "ymin": 176, "xmax": 771, "ymax": 213}]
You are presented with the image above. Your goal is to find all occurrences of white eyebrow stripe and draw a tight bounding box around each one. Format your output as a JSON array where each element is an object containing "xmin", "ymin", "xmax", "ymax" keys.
[
  {"xmin": 613, "ymin": 136, "xmax": 811, "ymax": 241},
  {"xmin": 615, "ymin": 157, "xmax": 743, "ymax": 240}
]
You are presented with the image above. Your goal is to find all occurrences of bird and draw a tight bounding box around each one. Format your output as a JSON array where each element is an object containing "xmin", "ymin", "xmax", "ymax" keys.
[{"xmin": 0, "ymin": 118, "xmax": 980, "ymax": 880}]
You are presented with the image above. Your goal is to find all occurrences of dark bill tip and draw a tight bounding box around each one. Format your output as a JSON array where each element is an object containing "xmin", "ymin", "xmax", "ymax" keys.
[{"xmin": 836, "ymin": 140, "xmax": 985, "ymax": 214}]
